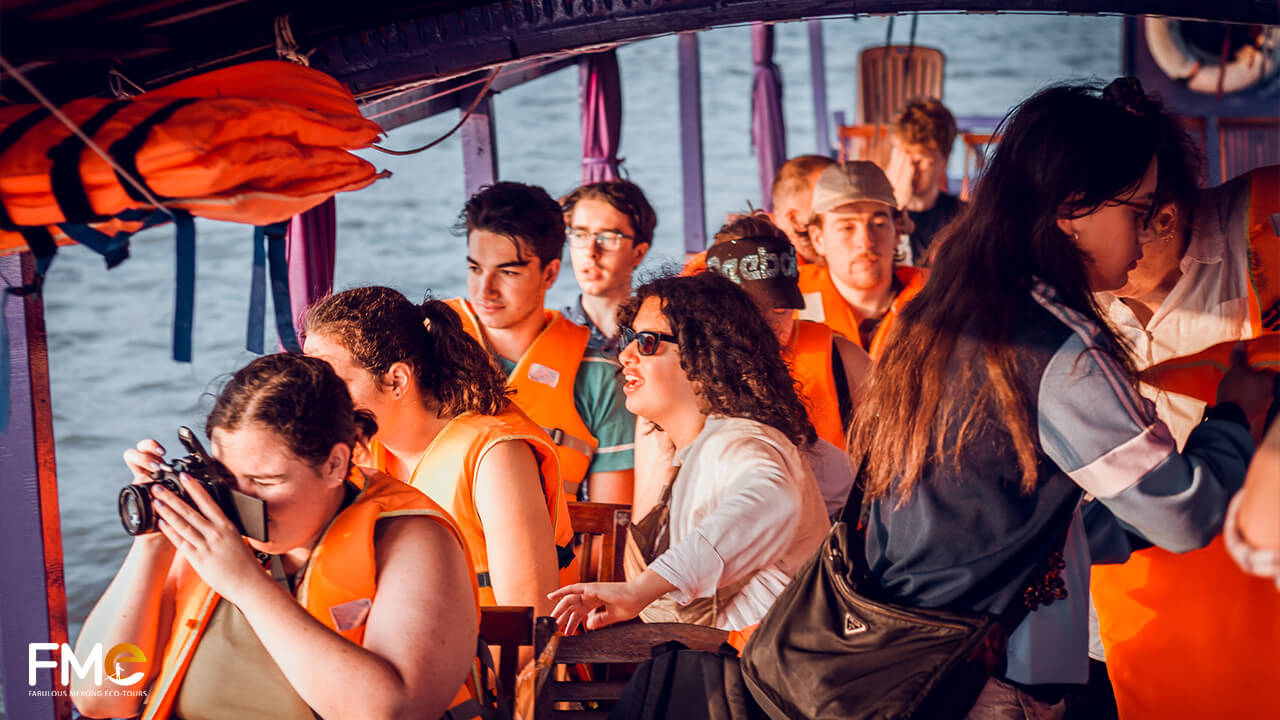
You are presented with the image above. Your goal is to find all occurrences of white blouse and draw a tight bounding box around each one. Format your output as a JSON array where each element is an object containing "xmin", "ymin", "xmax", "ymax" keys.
[{"xmin": 647, "ymin": 415, "xmax": 830, "ymax": 630}]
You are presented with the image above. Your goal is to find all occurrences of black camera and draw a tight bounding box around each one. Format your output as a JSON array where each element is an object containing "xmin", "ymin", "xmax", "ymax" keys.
[{"xmin": 118, "ymin": 426, "xmax": 268, "ymax": 542}]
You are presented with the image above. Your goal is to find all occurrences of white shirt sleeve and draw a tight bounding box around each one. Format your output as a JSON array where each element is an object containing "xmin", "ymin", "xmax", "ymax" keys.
[{"xmin": 647, "ymin": 435, "xmax": 804, "ymax": 603}]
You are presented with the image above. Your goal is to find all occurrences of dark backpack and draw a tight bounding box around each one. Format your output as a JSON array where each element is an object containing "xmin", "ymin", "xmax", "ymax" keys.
[{"xmin": 609, "ymin": 640, "xmax": 766, "ymax": 720}]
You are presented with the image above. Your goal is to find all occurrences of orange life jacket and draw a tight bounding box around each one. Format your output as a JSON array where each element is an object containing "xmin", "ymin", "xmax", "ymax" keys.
[
  {"xmin": 1141, "ymin": 334, "xmax": 1280, "ymax": 404},
  {"xmin": 1091, "ymin": 534, "xmax": 1280, "ymax": 719},
  {"xmin": 796, "ymin": 265, "xmax": 927, "ymax": 360},
  {"xmin": 140, "ymin": 468, "xmax": 483, "ymax": 720},
  {"xmin": 445, "ymin": 297, "xmax": 600, "ymax": 491},
  {"xmin": 1140, "ymin": 166, "xmax": 1280, "ymax": 402},
  {"xmin": 1091, "ymin": 166, "xmax": 1280, "ymax": 720},
  {"xmin": 0, "ymin": 60, "xmax": 383, "ymax": 255},
  {"xmin": 786, "ymin": 320, "xmax": 846, "ymax": 448},
  {"xmin": 368, "ymin": 405, "xmax": 579, "ymax": 603}
]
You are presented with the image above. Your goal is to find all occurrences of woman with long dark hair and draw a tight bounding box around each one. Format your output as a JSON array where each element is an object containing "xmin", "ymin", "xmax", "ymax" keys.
[
  {"xmin": 847, "ymin": 84, "xmax": 1259, "ymax": 718},
  {"xmin": 549, "ymin": 272, "xmax": 829, "ymax": 632},
  {"xmin": 304, "ymin": 287, "xmax": 574, "ymax": 617},
  {"xmin": 72, "ymin": 354, "xmax": 480, "ymax": 720}
]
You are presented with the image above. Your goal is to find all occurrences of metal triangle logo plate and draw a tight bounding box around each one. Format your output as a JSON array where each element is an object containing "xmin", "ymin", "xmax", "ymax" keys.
[{"xmin": 843, "ymin": 613, "xmax": 867, "ymax": 636}]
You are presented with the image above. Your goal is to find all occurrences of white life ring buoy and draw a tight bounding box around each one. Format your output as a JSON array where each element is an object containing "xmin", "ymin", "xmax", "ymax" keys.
[{"xmin": 1145, "ymin": 17, "xmax": 1280, "ymax": 95}]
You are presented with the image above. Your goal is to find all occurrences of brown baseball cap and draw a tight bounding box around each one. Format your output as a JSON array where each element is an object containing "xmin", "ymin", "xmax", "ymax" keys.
[
  {"xmin": 811, "ymin": 161, "xmax": 898, "ymax": 214},
  {"xmin": 706, "ymin": 236, "xmax": 805, "ymax": 310}
]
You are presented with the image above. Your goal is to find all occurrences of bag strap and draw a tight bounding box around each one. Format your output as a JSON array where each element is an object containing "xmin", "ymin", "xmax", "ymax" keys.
[{"xmin": 830, "ymin": 339, "xmax": 854, "ymax": 431}]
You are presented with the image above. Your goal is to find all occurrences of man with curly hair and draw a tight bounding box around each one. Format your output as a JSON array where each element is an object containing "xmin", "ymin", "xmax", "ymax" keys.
[
  {"xmin": 560, "ymin": 180, "xmax": 656, "ymax": 354},
  {"xmin": 884, "ymin": 97, "xmax": 964, "ymax": 266}
]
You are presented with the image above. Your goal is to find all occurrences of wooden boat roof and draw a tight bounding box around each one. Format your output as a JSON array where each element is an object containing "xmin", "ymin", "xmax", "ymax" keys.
[{"xmin": 2, "ymin": 0, "xmax": 1276, "ymax": 107}]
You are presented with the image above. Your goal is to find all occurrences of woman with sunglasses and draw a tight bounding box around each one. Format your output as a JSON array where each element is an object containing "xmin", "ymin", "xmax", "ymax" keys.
[
  {"xmin": 846, "ymin": 83, "xmax": 1262, "ymax": 718},
  {"xmin": 549, "ymin": 272, "xmax": 829, "ymax": 633}
]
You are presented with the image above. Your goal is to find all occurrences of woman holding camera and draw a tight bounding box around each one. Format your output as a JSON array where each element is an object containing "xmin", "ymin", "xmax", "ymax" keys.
[
  {"xmin": 71, "ymin": 354, "xmax": 481, "ymax": 720},
  {"xmin": 303, "ymin": 286, "xmax": 572, "ymax": 616},
  {"xmin": 549, "ymin": 272, "xmax": 829, "ymax": 633}
]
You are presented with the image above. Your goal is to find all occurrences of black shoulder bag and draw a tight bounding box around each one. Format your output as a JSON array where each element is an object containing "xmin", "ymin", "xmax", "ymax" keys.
[{"xmin": 740, "ymin": 484, "xmax": 1075, "ymax": 720}]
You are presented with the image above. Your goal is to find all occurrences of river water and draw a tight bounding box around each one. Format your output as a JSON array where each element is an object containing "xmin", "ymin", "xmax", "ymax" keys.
[{"xmin": 7, "ymin": 11, "xmax": 1121, "ymax": 712}]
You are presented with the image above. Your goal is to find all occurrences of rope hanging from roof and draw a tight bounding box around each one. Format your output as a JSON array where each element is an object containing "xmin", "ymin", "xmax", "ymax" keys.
[
  {"xmin": 370, "ymin": 67, "xmax": 502, "ymax": 156},
  {"xmin": 275, "ymin": 14, "xmax": 314, "ymax": 67}
]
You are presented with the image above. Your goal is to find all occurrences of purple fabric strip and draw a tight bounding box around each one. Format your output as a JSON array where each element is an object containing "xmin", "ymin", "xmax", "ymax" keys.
[
  {"xmin": 580, "ymin": 49, "xmax": 623, "ymax": 184},
  {"xmin": 751, "ymin": 22, "xmax": 787, "ymax": 213},
  {"xmin": 285, "ymin": 197, "xmax": 337, "ymax": 349}
]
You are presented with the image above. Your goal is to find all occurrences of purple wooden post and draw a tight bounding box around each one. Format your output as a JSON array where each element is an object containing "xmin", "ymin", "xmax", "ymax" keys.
[
  {"xmin": 751, "ymin": 22, "xmax": 787, "ymax": 213},
  {"xmin": 808, "ymin": 19, "xmax": 834, "ymax": 157},
  {"xmin": 0, "ymin": 252, "xmax": 71, "ymax": 720},
  {"xmin": 460, "ymin": 87, "xmax": 499, "ymax": 197},
  {"xmin": 285, "ymin": 197, "xmax": 337, "ymax": 347},
  {"xmin": 678, "ymin": 32, "xmax": 707, "ymax": 254}
]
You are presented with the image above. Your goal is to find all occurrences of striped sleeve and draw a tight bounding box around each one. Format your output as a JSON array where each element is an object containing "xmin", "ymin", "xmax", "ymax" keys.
[{"xmin": 1037, "ymin": 331, "xmax": 1253, "ymax": 553}]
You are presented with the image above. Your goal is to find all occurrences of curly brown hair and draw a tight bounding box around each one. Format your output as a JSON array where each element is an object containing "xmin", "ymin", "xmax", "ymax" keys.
[
  {"xmin": 561, "ymin": 180, "xmax": 658, "ymax": 248},
  {"xmin": 304, "ymin": 286, "xmax": 510, "ymax": 418},
  {"xmin": 617, "ymin": 272, "xmax": 816, "ymax": 447},
  {"xmin": 891, "ymin": 97, "xmax": 958, "ymax": 156}
]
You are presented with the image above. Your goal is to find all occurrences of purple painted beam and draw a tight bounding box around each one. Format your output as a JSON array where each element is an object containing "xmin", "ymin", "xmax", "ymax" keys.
[
  {"xmin": 460, "ymin": 86, "xmax": 499, "ymax": 198},
  {"xmin": 286, "ymin": 197, "xmax": 337, "ymax": 349},
  {"xmin": 751, "ymin": 22, "xmax": 787, "ymax": 213},
  {"xmin": 0, "ymin": 252, "xmax": 71, "ymax": 720},
  {"xmin": 808, "ymin": 19, "xmax": 834, "ymax": 157},
  {"xmin": 678, "ymin": 32, "xmax": 707, "ymax": 255}
]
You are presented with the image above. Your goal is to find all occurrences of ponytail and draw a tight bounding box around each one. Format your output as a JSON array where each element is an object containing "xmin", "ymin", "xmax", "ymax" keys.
[
  {"xmin": 419, "ymin": 299, "xmax": 510, "ymax": 416},
  {"xmin": 304, "ymin": 286, "xmax": 510, "ymax": 418}
]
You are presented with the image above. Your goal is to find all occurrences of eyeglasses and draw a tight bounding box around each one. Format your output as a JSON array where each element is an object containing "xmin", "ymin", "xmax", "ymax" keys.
[
  {"xmin": 1111, "ymin": 199, "xmax": 1158, "ymax": 230},
  {"xmin": 567, "ymin": 228, "xmax": 632, "ymax": 251},
  {"xmin": 620, "ymin": 327, "xmax": 678, "ymax": 356}
]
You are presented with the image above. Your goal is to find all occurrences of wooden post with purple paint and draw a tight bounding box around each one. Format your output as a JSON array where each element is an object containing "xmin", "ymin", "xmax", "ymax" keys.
[
  {"xmin": 809, "ymin": 19, "xmax": 834, "ymax": 157},
  {"xmin": 0, "ymin": 252, "xmax": 71, "ymax": 720},
  {"xmin": 678, "ymin": 32, "xmax": 707, "ymax": 255},
  {"xmin": 460, "ymin": 87, "xmax": 499, "ymax": 198}
]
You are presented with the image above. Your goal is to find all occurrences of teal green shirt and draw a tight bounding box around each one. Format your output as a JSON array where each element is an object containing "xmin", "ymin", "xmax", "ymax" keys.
[{"xmin": 497, "ymin": 349, "xmax": 636, "ymax": 475}]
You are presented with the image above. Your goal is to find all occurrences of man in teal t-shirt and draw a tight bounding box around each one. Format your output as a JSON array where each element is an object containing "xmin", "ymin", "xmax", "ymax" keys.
[{"xmin": 454, "ymin": 181, "xmax": 636, "ymax": 505}]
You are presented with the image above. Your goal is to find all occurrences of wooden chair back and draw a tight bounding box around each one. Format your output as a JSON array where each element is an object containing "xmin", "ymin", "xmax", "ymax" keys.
[
  {"xmin": 567, "ymin": 501, "xmax": 630, "ymax": 584},
  {"xmin": 835, "ymin": 124, "xmax": 891, "ymax": 167},
  {"xmin": 543, "ymin": 622, "xmax": 731, "ymax": 719},
  {"xmin": 856, "ymin": 45, "xmax": 945, "ymax": 125},
  {"xmin": 479, "ymin": 606, "xmax": 546, "ymax": 711},
  {"xmin": 960, "ymin": 131, "xmax": 1000, "ymax": 201}
]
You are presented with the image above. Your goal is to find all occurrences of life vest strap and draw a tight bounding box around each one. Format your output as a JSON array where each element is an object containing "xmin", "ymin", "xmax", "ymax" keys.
[
  {"xmin": 47, "ymin": 100, "xmax": 128, "ymax": 225},
  {"xmin": 0, "ymin": 107, "xmax": 52, "ymax": 230},
  {"xmin": 172, "ymin": 211, "xmax": 196, "ymax": 362},
  {"xmin": 107, "ymin": 98, "xmax": 198, "ymax": 205},
  {"xmin": 246, "ymin": 222, "xmax": 300, "ymax": 354},
  {"xmin": 541, "ymin": 425, "xmax": 595, "ymax": 460},
  {"xmin": 476, "ymin": 572, "xmax": 491, "ymax": 588}
]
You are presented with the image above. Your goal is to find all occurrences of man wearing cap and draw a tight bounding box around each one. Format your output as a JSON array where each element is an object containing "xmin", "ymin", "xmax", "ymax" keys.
[
  {"xmin": 705, "ymin": 214, "xmax": 871, "ymax": 517},
  {"xmin": 797, "ymin": 161, "xmax": 928, "ymax": 360}
]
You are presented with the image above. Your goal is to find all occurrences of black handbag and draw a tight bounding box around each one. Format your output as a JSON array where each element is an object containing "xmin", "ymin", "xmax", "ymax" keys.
[{"xmin": 740, "ymin": 492, "xmax": 1074, "ymax": 720}]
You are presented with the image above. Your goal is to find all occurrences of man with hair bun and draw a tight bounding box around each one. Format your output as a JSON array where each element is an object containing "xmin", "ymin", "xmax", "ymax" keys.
[
  {"xmin": 885, "ymin": 97, "xmax": 964, "ymax": 266},
  {"xmin": 447, "ymin": 181, "xmax": 637, "ymax": 506}
]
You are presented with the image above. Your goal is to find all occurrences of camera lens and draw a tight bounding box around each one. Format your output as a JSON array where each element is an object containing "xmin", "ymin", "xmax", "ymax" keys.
[{"xmin": 118, "ymin": 485, "xmax": 155, "ymax": 536}]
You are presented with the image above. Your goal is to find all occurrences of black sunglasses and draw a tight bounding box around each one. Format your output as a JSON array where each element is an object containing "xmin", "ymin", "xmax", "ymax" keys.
[{"xmin": 620, "ymin": 327, "xmax": 678, "ymax": 356}]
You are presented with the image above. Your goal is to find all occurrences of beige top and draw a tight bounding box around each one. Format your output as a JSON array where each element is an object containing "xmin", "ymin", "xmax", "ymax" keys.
[{"xmin": 174, "ymin": 599, "xmax": 316, "ymax": 720}]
